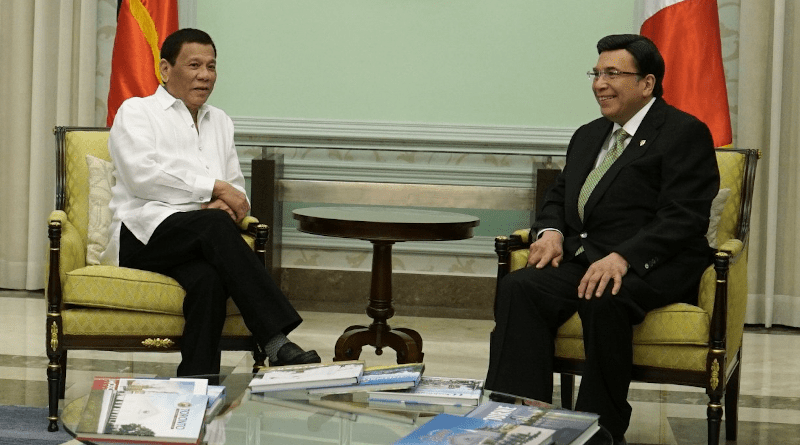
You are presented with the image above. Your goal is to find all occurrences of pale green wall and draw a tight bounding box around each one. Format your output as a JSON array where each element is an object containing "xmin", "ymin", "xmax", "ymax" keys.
[{"xmin": 197, "ymin": 0, "xmax": 636, "ymax": 128}]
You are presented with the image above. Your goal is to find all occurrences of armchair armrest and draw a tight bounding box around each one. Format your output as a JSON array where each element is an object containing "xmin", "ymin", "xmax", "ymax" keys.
[
  {"xmin": 512, "ymin": 228, "xmax": 532, "ymax": 245},
  {"xmin": 237, "ymin": 215, "xmax": 270, "ymax": 267},
  {"xmin": 46, "ymin": 210, "xmax": 85, "ymax": 314},
  {"xmin": 494, "ymin": 228, "xmax": 533, "ymax": 312},
  {"xmin": 47, "ymin": 210, "xmax": 85, "ymax": 283},
  {"xmin": 239, "ymin": 215, "xmax": 259, "ymax": 232},
  {"xmin": 717, "ymin": 238, "xmax": 744, "ymax": 259}
]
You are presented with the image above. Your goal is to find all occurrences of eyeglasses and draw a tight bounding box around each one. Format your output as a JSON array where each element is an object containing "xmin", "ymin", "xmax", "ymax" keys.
[{"xmin": 587, "ymin": 70, "xmax": 642, "ymax": 81}]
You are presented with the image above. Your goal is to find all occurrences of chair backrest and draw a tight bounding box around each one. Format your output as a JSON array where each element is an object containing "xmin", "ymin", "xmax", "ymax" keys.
[
  {"xmin": 54, "ymin": 126, "xmax": 111, "ymax": 250},
  {"xmin": 714, "ymin": 148, "xmax": 759, "ymax": 246}
]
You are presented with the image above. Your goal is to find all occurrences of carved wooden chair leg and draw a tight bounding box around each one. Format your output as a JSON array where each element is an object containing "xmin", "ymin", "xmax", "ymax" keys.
[
  {"xmin": 58, "ymin": 351, "xmax": 68, "ymax": 398},
  {"xmin": 46, "ymin": 356, "xmax": 62, "ymax": 432},
  {"xmin": 706, "ymin": 395, "xmax": 723, "ymax": 445},
  {"xmin": 560, "ymin": 373, "xmax": 575, "ymax": 409}
]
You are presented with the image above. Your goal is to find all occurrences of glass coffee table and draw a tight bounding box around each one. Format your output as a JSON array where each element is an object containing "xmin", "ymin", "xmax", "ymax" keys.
[{"xmin": 60, "ymin": 372, "xmax": 612, "ymax": 444}]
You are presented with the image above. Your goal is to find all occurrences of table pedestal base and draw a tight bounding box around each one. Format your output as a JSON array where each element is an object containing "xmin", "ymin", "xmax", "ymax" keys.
[
  {"xmin": 293, "ymin": 206, "xmax": 477, "ymax": 366},
  {"xmin": 332, "ymin": 241, "xmax": 424, "ymax": 363},
  {"xmin": 334, "ymin": 324, "xmax": 424, "ymax": 363}
]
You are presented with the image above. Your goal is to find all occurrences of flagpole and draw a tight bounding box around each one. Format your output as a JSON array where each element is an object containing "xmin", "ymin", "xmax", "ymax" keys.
[{"xmin": 765, "ymin": 0, "xmax": 785, "ymax": 328}]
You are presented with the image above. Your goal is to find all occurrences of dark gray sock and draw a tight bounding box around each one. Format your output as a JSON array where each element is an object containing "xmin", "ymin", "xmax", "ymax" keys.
[{"xmin": 263, "ymin": 333, "xmax": 289, "ymax": 362}]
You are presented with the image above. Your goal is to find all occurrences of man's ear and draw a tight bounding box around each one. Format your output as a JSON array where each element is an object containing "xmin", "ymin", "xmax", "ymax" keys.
[
  {"xmin": 641, "ymin": 73, "xmax": 656, "ymax": 97},
  {"xmin": 159, "ymin": 59, "xmax": 170, "ymax": 84}
]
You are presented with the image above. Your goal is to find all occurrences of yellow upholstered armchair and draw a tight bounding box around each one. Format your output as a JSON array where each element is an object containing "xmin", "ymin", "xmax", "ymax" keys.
[
  {"xmin": 46, "ymin": 126, "xmax": 269, "ymax": 431},
  {"xmin": 494, "ymin": 148, "xmax": 759, "ymax": 445}
]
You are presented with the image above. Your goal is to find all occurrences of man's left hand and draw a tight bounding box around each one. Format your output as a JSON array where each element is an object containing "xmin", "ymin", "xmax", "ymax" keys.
[
  {"xmin": 202, "ymin": 198, "xmax": 238, "ymax": 222},
  {"xmin": 578, "ymin": 252, "xmax": 628, "ymax": 299},
  {"xmin": 211, "ymin": 180, "xmax": 249, "ymax": 222}
]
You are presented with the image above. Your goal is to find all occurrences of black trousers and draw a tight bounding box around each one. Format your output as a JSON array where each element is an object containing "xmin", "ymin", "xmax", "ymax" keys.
[
  {"xmin": 119, "ymin": 209, "xmax": 302, "ymax": 376},
  {"xmin": 485, "ymin": 255, "xmax": 660, "ymax": 439}
]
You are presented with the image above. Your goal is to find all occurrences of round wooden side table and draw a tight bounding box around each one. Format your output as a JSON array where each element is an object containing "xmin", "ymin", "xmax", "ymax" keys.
[{"xmin": 293, "ymin": 206, "xmax": 479, "ymax": 364}]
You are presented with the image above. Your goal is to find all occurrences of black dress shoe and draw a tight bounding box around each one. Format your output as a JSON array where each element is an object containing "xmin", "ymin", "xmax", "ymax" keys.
[
  {"xmin": 269, "ymin": 342, "xmax": 321, "ymax": 367},
  {"xmin": 488, "ymin": 392, "xmax": 518, "ymax": 404}
]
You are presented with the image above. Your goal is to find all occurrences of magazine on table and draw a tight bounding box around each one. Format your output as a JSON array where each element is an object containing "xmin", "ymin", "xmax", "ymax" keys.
[
  {"xmin": 118, "ymin": 377, "xmax": 208, "ymax": 395},
  {"xmin": 88, "ymin": 376, "xmax": 208, "ymax": 395},
  {"xmin": 308, "ymin": 363, "xmax": 425, "ymax": 395},
  {"xmin": 76, "ymin": 376, "xmax": 210, "ymax": 437},
  {"xmin": 368, "ymin": 376, "xmax": 484, "ymax": 406},
  {"xmin": 467, "ymin": 400, "xmax": 601, "ymax": 445},
  {"xmin": 75, "ymin": 391, "xmax": 208, "ymax": 444},
  {"xmin": 248, "ymin": 360, "xmax": 365, "ymax": 393},
  {"xmin": 393, "ymin": 412, "xmax": 555, "ymax": 445}
]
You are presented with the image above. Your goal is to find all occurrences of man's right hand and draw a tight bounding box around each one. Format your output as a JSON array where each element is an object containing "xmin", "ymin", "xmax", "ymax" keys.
[
  {"xmin": 211, "ymin": 180, "xmax": 250, "ymax": 222},
  {"xmin": 528, "ymin": 230, "xmax": 564, "ymax": 269}
]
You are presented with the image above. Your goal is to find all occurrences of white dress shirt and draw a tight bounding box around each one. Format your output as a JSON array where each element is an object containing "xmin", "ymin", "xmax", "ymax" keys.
[{"xmin": 100, "ymin": 86, "xmax": 247, "ymax": 266}]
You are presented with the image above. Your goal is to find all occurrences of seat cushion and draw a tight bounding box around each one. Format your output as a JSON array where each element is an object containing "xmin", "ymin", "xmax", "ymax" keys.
[
  {"xmin": 555, "ymin": 302, "xmax": 711, "ymax": 371},
  {"xmin": 555, "ymin": 337, "xmax": 709, "ymax": 372},
  {"xmin": 62, "ymin": 308, "xmax": 251, "ymax": 337},
  {"xmin": 556, "ymin": 303, "xmax": 710, "ymax": 345},
  {"xmin": 64, "ymin": 265, "xmax": 241, "ymax": 316}
]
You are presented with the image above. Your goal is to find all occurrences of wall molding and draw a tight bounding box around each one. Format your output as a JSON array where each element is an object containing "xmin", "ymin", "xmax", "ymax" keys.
[
  {"xmin": 239, "ymin": 158, "xmax": 538, "ymax": 188},
  {"xmin": 231, "ymin": 117, "xmax": 560, "ymax": 273},
  {"xmin": 233, "ymin": 116, "xmax": 574, "ymax": 155},
  {"xmin": 282, "ymin": 230, "xmax": 497, "ymax": 258}
]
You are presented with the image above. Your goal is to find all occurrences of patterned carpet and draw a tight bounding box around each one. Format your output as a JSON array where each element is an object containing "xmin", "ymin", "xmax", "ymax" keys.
[{"xmin": 0, "ymin": 405, "xmax": 75, "ymax": 445}]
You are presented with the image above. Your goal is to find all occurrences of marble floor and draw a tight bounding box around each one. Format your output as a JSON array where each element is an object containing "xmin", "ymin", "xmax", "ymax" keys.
[{"xmin": 2, "ymin": 289, "xmax": 799, "ymax": 444}]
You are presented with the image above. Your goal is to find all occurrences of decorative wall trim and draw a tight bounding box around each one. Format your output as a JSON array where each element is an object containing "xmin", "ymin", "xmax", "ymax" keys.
[
  {"xmin": 238, "ymin": 157, "xmax": 536, "ymax": 188},
  {"xmin": 282, "ymin": 231, "xmax": 496, "ymax": 258},
  {"xmin": 231, "ymin": 117, "xmax": 562, "ymax": 276},
  {"xmin": 233, "ymin": 116, "xmax": 574, "ymax": 155}
]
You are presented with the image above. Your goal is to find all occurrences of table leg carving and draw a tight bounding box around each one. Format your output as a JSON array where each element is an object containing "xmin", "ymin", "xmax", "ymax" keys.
[
  {"xmin": 394, "ymin": 328, "xmax": 423, "ymax": 352},
  {"xmin": 332, "ymin": 239, "xmax": 425, "ymax": 364},
  {"xmin": 333, "ymin": 325, "xmax": 423, "ymax": 363}
]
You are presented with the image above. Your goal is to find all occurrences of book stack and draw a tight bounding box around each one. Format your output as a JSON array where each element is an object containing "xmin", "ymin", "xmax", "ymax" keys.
[
  {"xmin": 248, "ymin": 363, "xmax": 485, "ymax": 414},
  {"xmin": 393, "ymin": 399, "xmax": 601, "ymax": 445},
  {"xmin": 75, "ymin": 376, "xmax": 225, "ymax": 444},
  {"xmin": 368, "ymin": 376, "xmax": 485, "ymax": 407},
  {"xmin": 308, "ymin": 363, "xmax": 425, "ymax": 395},
  {"xmin": 247, "ymin": 360, "xmax": 366, "ymax": 393}
]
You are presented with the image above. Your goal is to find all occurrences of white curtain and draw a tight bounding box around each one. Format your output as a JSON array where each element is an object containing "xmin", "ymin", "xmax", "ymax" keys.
[
  {"xmin": 739, "ymin": 0, "xmax": 800, "ymax": 327},
  {"xmin": 0, "ymin": 0, "xmax": 98, "ymax": 290}
]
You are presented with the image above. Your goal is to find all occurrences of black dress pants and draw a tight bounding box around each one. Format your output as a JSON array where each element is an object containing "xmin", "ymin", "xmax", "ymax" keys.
[
  {"xmin": 485, "ymin": 256, "xmax": 656, "ymax": 439},
  {"xmin": 119, "ymin": 209, "xmax": 302, "ymax": 376}
]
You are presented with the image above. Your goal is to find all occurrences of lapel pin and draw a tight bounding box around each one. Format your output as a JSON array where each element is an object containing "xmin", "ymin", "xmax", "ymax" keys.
[{"xmin": 640, "ymin": 140, "xmax": 646, "ymax": 146}]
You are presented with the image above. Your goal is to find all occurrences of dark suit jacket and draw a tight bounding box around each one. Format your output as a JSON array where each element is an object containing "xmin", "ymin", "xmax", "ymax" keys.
[{"xmin": 534, "ymin": 98, "xmax": 720, "ymax": 310}]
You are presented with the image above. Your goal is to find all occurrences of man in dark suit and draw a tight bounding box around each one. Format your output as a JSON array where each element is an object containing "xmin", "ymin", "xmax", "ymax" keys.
[{"xmin": 485, "ymin": 34, "xmax": 719, "ymax": 444}]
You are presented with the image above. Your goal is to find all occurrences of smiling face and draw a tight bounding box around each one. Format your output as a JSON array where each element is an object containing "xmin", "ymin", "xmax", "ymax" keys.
[
  {"xmin": 592, "ymin": 49, "xmax": 655, "ymax": 125},
  {"xmin": 159, "ymin": 42, "xmax": 217, "ymax": 119}
]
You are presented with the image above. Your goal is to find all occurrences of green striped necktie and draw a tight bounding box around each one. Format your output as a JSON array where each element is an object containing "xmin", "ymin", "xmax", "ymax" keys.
[{"xmin": 575, "ymin": 127, "xmax": 629, "ymax": 255}]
